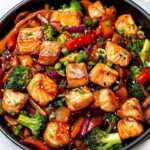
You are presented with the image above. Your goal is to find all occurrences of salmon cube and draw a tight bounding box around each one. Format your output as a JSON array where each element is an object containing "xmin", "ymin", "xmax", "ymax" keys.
[
  {"xmin": 27, "ymin": 73, "xmax": 57, "ymax": 106},
  {"xmin": 117, "ymin": 117, "xmax": 144, "ymax": 140},
  {"xmin": 17, "ymin": 27, "xmax": 43, "ymax": 54},
  {"xmin": 88, "ymin": 1, "xmax": 105, "ymax": 18},
  {"xmin": 18, "ymin": 55, "xmax": 33, "ymax": 67},
  {"xmin": 105, "ymin": 41, "xmax": 131, "ymax": 67},
  {"xmin": 2, "ymin": 89, "xmax": 28, "ymax": 114},
  {"xmin": 115, "ymin": 14, "xmax": 138, "ymax": 36},
  {"xmin": 38, "ymin": 41, "xmax": 61, "ymax": 65},
  {"xmin": 66, "ymin": 63, "xmax": 89, "ymax": 88},
  {"xmin": 65, "ymin": 87, "xmax": 93, "ymax": 111},
  {"xmin": 51, "ymin": 11, "xmax": 81, "ymax": 26},
  {"xmin": 89, "ymin": 63, "xmax": 118, "ymax": 87}
]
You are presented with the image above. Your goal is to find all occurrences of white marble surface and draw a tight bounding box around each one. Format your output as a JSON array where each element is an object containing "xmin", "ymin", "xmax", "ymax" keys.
[{"xmin": 0, "ymin": 0, "xmax": 150, "ymax": 149}]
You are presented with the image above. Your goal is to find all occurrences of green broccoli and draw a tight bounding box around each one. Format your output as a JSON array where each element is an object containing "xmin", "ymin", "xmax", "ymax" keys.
[
  {"xmin": 12, "ymin": 125, "xmax": 23, "ymax": 136},
  {"xmin": 85, "ymin": 128, "xmax": 122, "ymax": 150},
  {"xmin": 139, "ymin": 39, "xmax": 150, "ymax": 63},
  {"xmin": 103, "ymin": 113, "xmax": 119, "ymax": 133},
  {"xmin": 75, "ymin": 51, "xmax": 87, "ymax": 63},
  {"xmin": 129, "ymin": 66, "xmax": 141, "ymax": 80},
  {"xmin": 18, "ymin": 112, "xmax": 46, "ymax": 137},
  {"xmin": 126, "ymin": 39, "xmax": 144, "ymax": 54},
  {"xmin": 4, "ymin": 65, "xmax": 31, "ymax": 91},
  {"xmin": 43, "ymin": 24, "xmax": 55, "ymax": 41},
  {"xmin": 61, "ymin": 0, "xmax": 82, "ymax": 12},
  {"xmin": 127, "ymin": 81, "xmax": 145, "ymax": 101}
]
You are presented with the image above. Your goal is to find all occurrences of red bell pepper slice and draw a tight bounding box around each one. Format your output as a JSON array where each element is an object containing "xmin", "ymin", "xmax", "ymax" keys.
[
  {"xmin": 65, "ymin": 32, "xmax": 97, "ymax": 51},
  {"xmin": 136, "ymin": 67, "xmax": 150, "ymax": 85},
  {"xmin": 21, "ymin": 137, "xmax": 50, "ymax": 150}
]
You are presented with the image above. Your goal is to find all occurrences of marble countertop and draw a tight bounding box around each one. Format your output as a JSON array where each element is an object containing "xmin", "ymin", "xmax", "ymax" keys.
[{"xmin": 0, "ymin": 0, "xmax": 149, "ymax": 149}]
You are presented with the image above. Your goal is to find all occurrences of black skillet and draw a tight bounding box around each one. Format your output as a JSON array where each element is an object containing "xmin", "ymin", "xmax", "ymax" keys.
[{"xmin": 0, "ymin": 0, "xmax": 149, "ymax": 149}]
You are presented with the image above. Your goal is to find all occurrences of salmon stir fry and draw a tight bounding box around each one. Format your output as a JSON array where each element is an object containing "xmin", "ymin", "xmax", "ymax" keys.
[{"xmin": 0, "ymin": 0, "xmax": 149, "ymax": 150}]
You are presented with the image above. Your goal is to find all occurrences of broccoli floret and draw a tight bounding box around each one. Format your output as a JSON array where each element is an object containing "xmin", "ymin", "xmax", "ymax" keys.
[
  {"xmin": 12, "ymin": 125, "xmax": 23, "ymax": 136},
  {"xmin": 18, "ymin": 112, "xmax": 46, "ymax": 137},
  {"xmin": 126, "ymin": 39, "xmax": 144, "ymax": 54},
  {"xmin": 43, "ymin": 24, "xmax": 55, "ymax": 41},
  {"xmin": 61, "ymin": 0, "xmax": 82, "ymax": 12},
  {"xmin": 85, "ymin": 128, "xmax": 122, "ymax": 150},
  {"xmin": 127, "ymin": 81, "xmax": 145, "ymax": 100},
  {"xmin": 139, "ymin": 39, "xmax": 150, "ymax": 63},
  {"xmin": 104, "ymin": 113, "xmax": 119, "ymax": 133},
  {"xmin": 129, "ymin": 66, "xmax": 141, "ymax": 80},
  {"xmin": 4, "ymin": 65, "xmax": 31, "ymax": 91}
]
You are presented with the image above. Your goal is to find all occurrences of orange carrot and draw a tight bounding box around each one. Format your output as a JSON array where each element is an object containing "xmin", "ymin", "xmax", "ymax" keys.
[
  {"xmin": 81, "ymin": 0, "xmax": 92, "ymax": 10},
  {"xmin": 116, "ymin": 86, "xmax": 128, "ymax": 102},
  {"xmin": 71, "ymin": 117, "xmax": 85, "ymax": 138}
]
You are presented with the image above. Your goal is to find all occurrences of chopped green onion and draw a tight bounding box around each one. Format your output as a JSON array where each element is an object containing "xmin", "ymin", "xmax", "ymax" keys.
[{"xmin": 54, "ymin": 63, "xmax": 62, "ymax": 70}]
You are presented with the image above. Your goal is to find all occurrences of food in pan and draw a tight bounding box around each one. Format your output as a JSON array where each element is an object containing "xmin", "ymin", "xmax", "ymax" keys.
[{"xmin": 0, "ymin": 0, "xmax": 150, "ymax": 149}]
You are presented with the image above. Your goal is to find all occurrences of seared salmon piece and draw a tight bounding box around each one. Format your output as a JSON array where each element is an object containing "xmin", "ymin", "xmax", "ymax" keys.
[
  {"xmin": 106, "ymin": 41, "xmax": 131, "ymax": 67},
  {"xmin": 38, "ymin": 41, "xmax": 61, "ymax": 65},
  {"xmin": 2, "ymin": 89, "xmax": 28, "ymax": 114},
  {"xmin": 18, "ymin": 55, "xmax": 33, "ymax": 67},
  {"xmin": 50, "ymin": 11, "xmax": 81, "ymax": 26},
  {"xmin": 89, "ymin": 63, "xmax": 118, "ymax": 87},
  {"xmin": 94, "ymin": 88, "xmax": 120, "ymax": 112},
  {"xmin": 27, "ymin": 73, "xmax": 57, "ymax": 106},
  {"xmin": 88, "ymin": 1, "xmax": 105, "ymax": 18},
  {"xmin": 117, "ymin": 117, "xmax": 144, "ymax": 140},
  {"xmin": 115, "ymin": 14, "xmax": 138, "ymax": 36},
  {"xmin": 65, "ymin": 87, "xmax": 93, "ymax": 111},
  {"xmin": 66, "ymin": 63, "xmax": 89, "ymax": 88},
  {"xmin": 117, "ymin": 98, "xmax": 144, "ymax": 121},
  {"xmin": 17, "ymin": 27, "xmax": 43, "ymax": 54},
  {"xmin": 43, "ymin": 121, "xmax": 70, "ymax": 148}
]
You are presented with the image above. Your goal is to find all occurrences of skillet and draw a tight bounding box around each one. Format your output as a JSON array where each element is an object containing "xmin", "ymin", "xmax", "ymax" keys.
[{"xmin": 0, "ymin": 0, "xmax": 149, "ymax": 149}]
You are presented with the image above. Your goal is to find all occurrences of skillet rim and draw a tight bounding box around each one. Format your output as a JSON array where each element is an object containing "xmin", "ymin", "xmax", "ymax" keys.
[{"xmin": 0, "ymin": 0, "xmax": 149, "ymax": 150}]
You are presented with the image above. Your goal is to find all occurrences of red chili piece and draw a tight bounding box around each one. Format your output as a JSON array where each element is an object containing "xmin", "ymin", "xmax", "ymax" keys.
[
  {"xmin": 21, "ymin": 137, "xmax": 50, "ymax": 150},
  {"xmin": 65, "ymin": 32, "xmax": 97, "ymax": 51},
  {"xmin": 136, "ymin": 67, "xmax": 150, "ymax": 85}
]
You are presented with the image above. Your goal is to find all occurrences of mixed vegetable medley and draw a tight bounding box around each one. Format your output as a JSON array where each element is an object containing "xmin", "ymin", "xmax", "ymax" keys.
[{"xmin": 0, "ymin": 0, "xmax": 150, "ymax": 149}]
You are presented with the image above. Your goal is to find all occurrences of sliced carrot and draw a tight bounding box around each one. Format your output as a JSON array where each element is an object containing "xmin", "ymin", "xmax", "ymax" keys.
[
  {"xmin": 55, "ymin": 106, "xmax": 71, "ymax": 122},
  {"xmin": 29, "ymin": 99, "xmax": 47, "ymax": 116},
  {"xmin": 81, "ymin": 0, "xmax": 92, "ymax": 10},
  {"xmin": 116, "ymin": 86, "xmax": 128, "ymax": 102},
  {"xmin": 93, "ymin": 91, "xmax": 100, "ymax": 108},
  {"xmin": 71, "ymin": 117, "xmax": 85, "ymax": 138}
]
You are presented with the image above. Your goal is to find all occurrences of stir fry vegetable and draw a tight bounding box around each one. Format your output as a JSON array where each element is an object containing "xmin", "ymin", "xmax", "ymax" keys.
[{"xmin": 0, "ymin": 0, "xmax": 149, "ymax": 150}]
